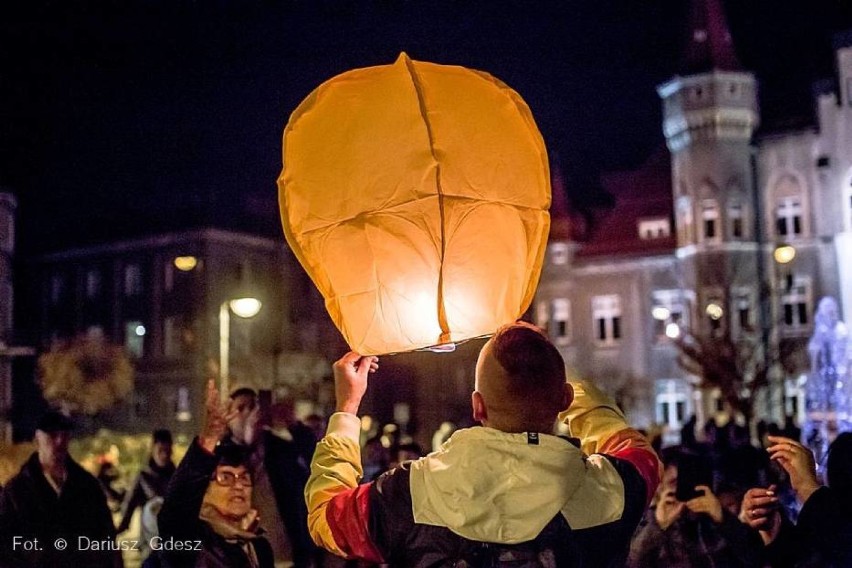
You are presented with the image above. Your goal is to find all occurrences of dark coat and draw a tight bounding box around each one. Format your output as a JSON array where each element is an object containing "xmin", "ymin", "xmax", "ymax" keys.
[
  {"xmin": 628, "ymin": 507, "xmax": 764, "ymax": 568},
  {"xmin": 0, "ymin": 452, "xmax": 122, "ymax": 568},
  {"xmin": 157, "ymin": 440, "xmax": 274, "ymax": 568},
  {"xmin": 253, "ymin": 430, "xmax": 316, "ymax": 567},
  {"xmin": 764, "ymin": 487, "xmax": 852, "ymax": 568}
]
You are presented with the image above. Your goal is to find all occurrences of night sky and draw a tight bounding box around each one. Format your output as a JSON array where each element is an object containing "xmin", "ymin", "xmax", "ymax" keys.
[{"xmin": 1, "ymin": 0, "xmax": 851, "ymax": 256}]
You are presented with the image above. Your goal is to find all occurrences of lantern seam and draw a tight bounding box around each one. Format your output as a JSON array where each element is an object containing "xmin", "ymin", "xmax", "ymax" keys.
[{"xmin": 401, "ymin": 55, "xmax": 451, "ymax": 345}]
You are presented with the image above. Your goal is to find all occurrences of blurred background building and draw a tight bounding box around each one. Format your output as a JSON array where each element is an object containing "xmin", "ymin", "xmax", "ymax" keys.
[{"xmin": 536, "ymin": 2, "xmax": 852, "ymax": 442}]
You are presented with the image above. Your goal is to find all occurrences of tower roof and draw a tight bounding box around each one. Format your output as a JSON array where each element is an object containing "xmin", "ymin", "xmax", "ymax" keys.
[{"xmin": 679, "ymin": 0, "xmax": 742, "ymax": 74}]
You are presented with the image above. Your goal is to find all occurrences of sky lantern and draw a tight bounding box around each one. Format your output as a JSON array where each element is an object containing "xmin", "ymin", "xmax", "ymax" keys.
[{"xmin": 278, "ymin": 53, "xmax": 551, "ymax": 355}]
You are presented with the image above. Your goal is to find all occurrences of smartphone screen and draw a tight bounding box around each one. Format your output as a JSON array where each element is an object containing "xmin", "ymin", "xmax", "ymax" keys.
[{"xmin": 675, "ymin": 452, "xmax": 713, "ymax": 502}]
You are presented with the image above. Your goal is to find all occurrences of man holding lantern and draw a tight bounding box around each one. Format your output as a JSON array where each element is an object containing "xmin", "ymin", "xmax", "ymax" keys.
[{"xmin": 305, "ymin": 321, "xmax": 660, "ymax": 567}]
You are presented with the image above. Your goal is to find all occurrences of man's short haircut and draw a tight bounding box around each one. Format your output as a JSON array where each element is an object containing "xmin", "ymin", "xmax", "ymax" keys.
[
  {"xmin": 152, "ymin": 429, "xmax": 173, "ymax": 445},
  {"xmin": 490, "ymin": 321, "xmax": 566, "ymax": 398},
  {"xmin": 229, "ymin": 387, "xmax": 257, "ymax": 400}
]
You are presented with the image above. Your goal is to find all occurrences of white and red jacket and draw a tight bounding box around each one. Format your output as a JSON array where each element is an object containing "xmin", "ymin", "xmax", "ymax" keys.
[{"xmin": 305, "ymin": 381, "xmax": 661, "ymax": 567}]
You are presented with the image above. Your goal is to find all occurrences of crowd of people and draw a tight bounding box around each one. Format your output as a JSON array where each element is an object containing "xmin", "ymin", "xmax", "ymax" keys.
[{"xmin": 0, "ymin": 321, "xmax": 850, "ymax": 567}]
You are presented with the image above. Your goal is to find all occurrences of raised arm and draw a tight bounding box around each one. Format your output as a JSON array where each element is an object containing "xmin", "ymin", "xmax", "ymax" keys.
[
  {"xmin": 559, "ymin": 380, "xmax": 661, "ymax": 506},
  {"xmin": 304, "ymin": 352, "xmax": 383, "ymax": 562},
  {"xmin": 157, "ymin": 380, "xmax": 235, "ymax": 547}
]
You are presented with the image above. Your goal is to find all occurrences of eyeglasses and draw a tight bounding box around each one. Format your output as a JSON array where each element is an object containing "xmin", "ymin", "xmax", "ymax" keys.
[{"xmin": 212, "ymin": 470, "xmax": 253, "ymax": 487}]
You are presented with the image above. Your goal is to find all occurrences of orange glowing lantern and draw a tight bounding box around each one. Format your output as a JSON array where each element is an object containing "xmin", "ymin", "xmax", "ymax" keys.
[{"xmin": 278, "ymin": 53, "xmax": 550, "ymax": 355}]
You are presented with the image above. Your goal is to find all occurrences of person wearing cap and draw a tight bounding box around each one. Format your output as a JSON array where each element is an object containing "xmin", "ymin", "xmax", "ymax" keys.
[
  {"xmin": 223, "ymin": 387, "xmax": 316, "ymax": 567},
  {"xmin": 156, "ymin": 380, "xmax": 274, "ymax": 567},
  {"xmin": 0, "ymin": 409, "xmax": 123, "ymax": 567}
]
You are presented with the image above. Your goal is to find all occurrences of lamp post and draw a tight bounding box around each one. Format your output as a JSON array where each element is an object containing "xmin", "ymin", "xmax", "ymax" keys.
[
  {"xmin": 769, "ymin": 243, "xmax": 796, "ymax": 421},
  {"xmin": 219, "ymin": 297, "xmax": 262, "ymax": 398}
]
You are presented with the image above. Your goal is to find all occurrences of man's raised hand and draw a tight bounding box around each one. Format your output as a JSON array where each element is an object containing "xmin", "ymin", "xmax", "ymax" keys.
[
  {"xmin": 333, "ymin": 352, "xmax": 379, "ymax": 415},
  {"xmin": 199, "ymin": 379, "xmax": 238, "ymax": 453}
]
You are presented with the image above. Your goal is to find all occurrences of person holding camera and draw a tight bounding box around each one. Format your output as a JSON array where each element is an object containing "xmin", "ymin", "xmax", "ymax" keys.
[{"xmin": 628, "ymin": 449, "xmax": 763, "ymax": 568}]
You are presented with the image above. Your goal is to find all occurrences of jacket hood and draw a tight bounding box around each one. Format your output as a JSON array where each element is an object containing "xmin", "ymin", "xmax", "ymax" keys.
[{"xmin": 408, "ymin": 427, "xmax": 589, "ymax": 544}]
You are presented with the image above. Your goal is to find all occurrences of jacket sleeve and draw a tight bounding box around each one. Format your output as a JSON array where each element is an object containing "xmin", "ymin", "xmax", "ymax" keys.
[
  {"xmin": 795, "ymin": 486, "xmax": 852, "ymax": 565},
  {"xmin": 157, "ymin": 438, "xmax": 218, "ymax": 546},
  {"xmin": 117, "ymin": 474, "xmax": 146, "ymax": 533},
  {"xmin": 559, "ymin": 380, "xmax": 661, "ymax": 507},
  {"xmin": 304, "ymin": 412, "xmax": 384, "ymax": 563},
  {"xmin": 715, "ymin": 509, "xmax": 765, "ymax": 567}
]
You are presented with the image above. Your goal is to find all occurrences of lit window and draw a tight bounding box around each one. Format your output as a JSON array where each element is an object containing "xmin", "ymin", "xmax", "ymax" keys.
[
  {"xmin": 781, "ymin": 276, "xmax": 811, "ymax": 329},
  {"xmin": 655, "ymin": 379, "xmax": 690, "ymax": 436},
  {"xmin": 125, "ymin": 320, "xmax": 145, "ymax": 358},
  {"xmin": 592, "ymin": 295, "xmax": 622, "ymax": 346},
  {"xmin": 535, "ymin": 300, "xmax": 549, "ymax": 331},
  {"xmin": 550, "ymin": 243, "xmax": 570, "ymax": 265},
  {"xmin": 776, "ymin": 197, "xmax": 803, "ymax": 238},
  {"xmin": 638, "ymin": 218, "xmax": 671, "ymax": 240},
  {"xmin": 728, "ymin": 200, "xmax": 744, "ymax": 239},
  {"xmin": 652, "ymin": 290, "xmax": 686, "ymax": 339},
  {"xmin": 552, "ymin": 298, "xmax": 571, "ymax": 344},
  {"xmin": 176, "ymin": 387, "xmax": 191, "ymax": 422},
  {"xmin": 732, "ymin": 288, "xmax": 755, "ymax": 336},
  {"xmin": 124, "ymin": 264, "xmax": 143, "ymax": 297},
  {"xmin": 701, "ymin": 199, "xmax": 720, "ymax": 242}
]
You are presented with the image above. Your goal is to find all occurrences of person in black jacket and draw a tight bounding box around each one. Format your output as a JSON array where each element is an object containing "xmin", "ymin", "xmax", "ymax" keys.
[
  {"xmin": 157, "ymin": 380, "xmax": 274, "ymax": 568},
  {"xmin": 0, "ymin": 410, "xmax": 123, "ymax": 568},
  {"xmin": 225, "ymin": 387, "xmax": 317, "ymax": 567}
]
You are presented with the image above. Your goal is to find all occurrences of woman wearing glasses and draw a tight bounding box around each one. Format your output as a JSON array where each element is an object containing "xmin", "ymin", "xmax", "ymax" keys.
[{"xmin": 156, "ymin": 380, "xmax": 274, "ymax": 568}]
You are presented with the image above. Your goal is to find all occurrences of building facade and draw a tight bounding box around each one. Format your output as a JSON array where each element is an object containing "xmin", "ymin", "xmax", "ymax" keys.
[
  {"xmin": 28, "ymin": 228, "xmax": 344, "ymax": 438},
  {"xmin": 536, "ymin": 2, "xmax": 852, "ymax": 440}
]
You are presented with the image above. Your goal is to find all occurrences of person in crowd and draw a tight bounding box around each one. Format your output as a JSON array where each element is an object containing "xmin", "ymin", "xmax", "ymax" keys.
[
  {"xmin": 361, "ymin": 436, "xmax": 390, "ymax": 482},
  {"xmin": 116, "ymin": 428, "xmax": 175, "ymax": 564},
  {"xmin": 628, "ymin": 448, "xmax": 763, "ymax": 567},
  {"xmin": 96, "ymin": 457, "xmax": 125, "ymax": 512},
  {"xmin": 225, "ymin": 387, "xmax": 316, "ymax": 567},
  {"xmin": 306, "ymin": 321, "xmax": 661, "ymax": 566},
  {"xmin": 157, "ymin": 380, "xmax": 273, "ymax": 567},
  {"xmin": 740, "ymin": 432, "xmax": 852, "ymax": 567},
  {"xmin": 0, "ymin": 410, "xmax": 123, "ymax": 567}
]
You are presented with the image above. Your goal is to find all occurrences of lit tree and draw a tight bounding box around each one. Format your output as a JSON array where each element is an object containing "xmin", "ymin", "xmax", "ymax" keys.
[{"xmin": 38, "ymin": 335, "xmax": 134, "ymax": 415}]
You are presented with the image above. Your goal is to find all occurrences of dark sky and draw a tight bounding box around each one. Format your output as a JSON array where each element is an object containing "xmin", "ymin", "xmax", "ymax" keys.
[{"xmin": 1, "ymin": 0, "xmax": 851, "ymax": 255}]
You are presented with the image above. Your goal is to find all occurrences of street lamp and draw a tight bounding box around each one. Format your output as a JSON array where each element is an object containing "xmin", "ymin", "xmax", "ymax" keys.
[{"xmin": 219, "ymin": 297, "xmax": 262, "ymax": 398}]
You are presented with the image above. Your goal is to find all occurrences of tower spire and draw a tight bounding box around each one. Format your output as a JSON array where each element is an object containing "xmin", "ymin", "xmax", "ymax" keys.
[{"xmin": 680, "ymin": 0, "xmax": 742, "ymax": 74}]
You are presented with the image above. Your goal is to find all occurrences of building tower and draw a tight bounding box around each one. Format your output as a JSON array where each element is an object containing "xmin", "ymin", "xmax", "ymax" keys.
[{"xmin": 657, "ymin": 0, "xmax": 763, "ymax": 417}]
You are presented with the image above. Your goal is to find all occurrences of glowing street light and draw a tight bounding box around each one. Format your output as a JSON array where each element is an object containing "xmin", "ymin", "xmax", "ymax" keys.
[
  {"xmin": 173, "ymin": 256, "xmax": 198, "ymax": 271},
  {"xmin": 219, "ymin": 297, "xmax": 262, "ymax": 397},
  {"xmin": 705, "ymin": 303, "xmax": 724, "ymax": 320},
  {"xmin": 665, "ymin": 323, "xmax": 681, "ymax": 339},
  {"xmin": 773, "ymin": 244, "xmax": 796, "ymax": 265},
  {"xmin": 652, "ymin": 306, "xmax": 671, "ymax": 321}
]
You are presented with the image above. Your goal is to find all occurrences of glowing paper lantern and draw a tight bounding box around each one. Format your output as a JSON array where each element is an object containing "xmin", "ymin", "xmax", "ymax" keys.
[{"xmin": 278, "ymin": 53, "xmax": 550, "ymax": 355}]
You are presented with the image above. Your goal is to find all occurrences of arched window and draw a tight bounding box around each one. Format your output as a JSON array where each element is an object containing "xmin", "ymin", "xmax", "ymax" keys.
[{"xmin": 772, "ymin": 173, "xmax": 806, "ymax": 239}]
